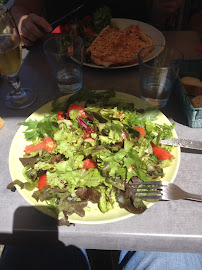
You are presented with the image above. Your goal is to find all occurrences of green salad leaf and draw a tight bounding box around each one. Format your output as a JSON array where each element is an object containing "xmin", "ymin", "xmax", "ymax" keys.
[
  {"xmin": 19, "ymin": 116, "xmax": 58, "ymax": 141},
  {"xmin": 92, "ymin": 6, "xmax": 112, "ymax": 33}
]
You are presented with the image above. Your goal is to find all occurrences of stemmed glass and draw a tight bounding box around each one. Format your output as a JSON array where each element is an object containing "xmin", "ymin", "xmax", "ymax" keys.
[{"xmin": 0, "ymin": 4, "xmax": 36, "ymax": 109}]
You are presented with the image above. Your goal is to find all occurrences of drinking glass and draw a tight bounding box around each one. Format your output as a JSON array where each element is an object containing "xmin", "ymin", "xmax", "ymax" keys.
[
  {"xmin": 138, "ymin": 45, "xmax": 184, "ymax": 108},
  {"xmin": 43, "ymin": 34, "xmax": 84, "ymax": 94},
  {"xmin": 0, "ymin": 5, "xmax": 36, "ymax": 109}
]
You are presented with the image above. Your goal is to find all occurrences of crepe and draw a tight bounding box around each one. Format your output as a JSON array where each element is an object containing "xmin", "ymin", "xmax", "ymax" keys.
[{"xmin": 86, "ymin": 24, "xmax": 153, "ymax": 67}]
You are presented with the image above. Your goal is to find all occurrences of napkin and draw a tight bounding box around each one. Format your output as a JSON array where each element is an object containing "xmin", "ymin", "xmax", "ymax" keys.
[{"xmin": 52, "ymin": 25, "xmax": 66, "ymax": 34}]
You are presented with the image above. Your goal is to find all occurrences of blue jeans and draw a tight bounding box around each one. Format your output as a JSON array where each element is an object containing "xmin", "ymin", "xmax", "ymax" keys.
[{"xmin": 119, "ymin": 250, "xmax": 202, "ymax": 270}]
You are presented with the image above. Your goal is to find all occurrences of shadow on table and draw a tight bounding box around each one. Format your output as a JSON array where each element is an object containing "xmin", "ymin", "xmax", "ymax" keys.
[
  {"xmin": 0, "ymin": 206, "xmax": 65, "ymax": 246},
  {"xmin": 0, "ymin": 206, "xmax": 118, "ymax": 270},
  {"xmin": 0, "ymin": 206, "xmax": 95, "ymax": 270},
  {"xmin": 161, "ymin": 90, "xmax": 189, "ymax": 127}
]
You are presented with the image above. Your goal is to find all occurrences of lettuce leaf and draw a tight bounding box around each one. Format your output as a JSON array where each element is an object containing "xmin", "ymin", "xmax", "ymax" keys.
[{"xmin": 19, "ymin": 116, "xmax": 58, "ymax": 141}]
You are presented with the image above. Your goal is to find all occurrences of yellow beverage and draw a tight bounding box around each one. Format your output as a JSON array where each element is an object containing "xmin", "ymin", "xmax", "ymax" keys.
[{"xmin": 0, "ymin": 34, "xmax": 22, "ymax": 76}]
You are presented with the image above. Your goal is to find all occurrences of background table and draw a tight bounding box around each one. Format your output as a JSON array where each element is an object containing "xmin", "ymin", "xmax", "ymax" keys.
[{"xmin": 0, "ymin": 31, "xmax": 202, "ymax": 253}]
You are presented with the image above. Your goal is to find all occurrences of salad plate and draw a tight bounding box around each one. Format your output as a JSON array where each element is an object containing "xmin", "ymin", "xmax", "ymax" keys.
[
  {"xmin": 9, "ymin": 92, "xmax": 180, "ymax": 224},
  {"xmin": 84, "ymin": 18, "xmax": 165, "ymax": 69}
]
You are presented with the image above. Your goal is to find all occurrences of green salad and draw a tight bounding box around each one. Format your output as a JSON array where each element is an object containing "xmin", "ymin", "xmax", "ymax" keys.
[{"xmin": 8, "ymin": 89, "xmax": 175, "ymax": 226}]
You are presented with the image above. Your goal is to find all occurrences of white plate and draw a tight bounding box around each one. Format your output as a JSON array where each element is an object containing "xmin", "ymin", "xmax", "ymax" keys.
[{"xmin": 84, "ymin": 18, "xmax": 165, "ymax": 69}]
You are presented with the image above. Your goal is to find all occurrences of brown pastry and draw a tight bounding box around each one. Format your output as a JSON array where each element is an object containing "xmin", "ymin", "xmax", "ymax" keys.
[
  {"xmin": 0, "ymin": 117, "xmax": 5, "ymax": 130},
  {"xmin": 181, "ymin": 77, "xmax": 202, "ymax": 96},
  {"xmin": 191, "ymin": 95, "xmax": 202, "ymax": 108}
]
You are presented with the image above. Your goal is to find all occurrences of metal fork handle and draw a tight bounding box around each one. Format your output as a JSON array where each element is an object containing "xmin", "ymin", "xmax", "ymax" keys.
[{"xmin": 184, "ymin": 192, "xmax": 202, "ymax": 202}]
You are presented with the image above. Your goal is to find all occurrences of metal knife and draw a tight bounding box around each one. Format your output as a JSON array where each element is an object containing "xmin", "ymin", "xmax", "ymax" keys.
[
  {"xmin": 160, "ymin": 138, "xmax": 202, "ymax": 150},
  {"xmin": 50, "ymin": 3, "xmax": 85, "ymax": 29}
]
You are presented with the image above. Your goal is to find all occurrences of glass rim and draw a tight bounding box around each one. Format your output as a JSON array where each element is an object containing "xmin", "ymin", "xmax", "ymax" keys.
[
  {"xmin": 138, "ymin": 45, "xmax": 184, "ymax": 69},
  {"xmin": 43, "ymin": 34, "xmax": 84, "ymax": 56}
]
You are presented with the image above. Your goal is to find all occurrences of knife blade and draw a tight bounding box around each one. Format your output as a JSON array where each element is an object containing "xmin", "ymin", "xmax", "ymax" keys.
[
  {"xmin": 50, "ymin": 3, "xmax": 85, "ymax": 29},
  {"xmin": 160, "ymin": 138, "xmax": 202, "ymax": 150}
]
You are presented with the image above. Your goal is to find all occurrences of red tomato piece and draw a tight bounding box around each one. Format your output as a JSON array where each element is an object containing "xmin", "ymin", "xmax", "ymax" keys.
[
  {"xmin": 62, "ymin": 24, "xmax": 70, "ymax": 32},
  {"xmin": 86, "ymin": 27, "xmax": 94, "ymax": 37},
  {"xmin": 38, "ymin": 174, "xmax": 47, "ymax": 191},
  {"xmin": 152, "ymin": 143, "xmax": 174, "ymax": 160},
  {"xmin": 83, "ymin": 159, "xmax": 98, "ymax": 169},
  {"xmin": 43, "ymin": 138, "xmax": 57, "ymax": 153},
  {"xmin": 24, "ymin": 138, "xmax": 56, "ymax": 154},
  {"xmin": 81, "ymin": 15, "xmax": 91, "ymax": 25},
  {"xmin": 133, "ymin": 126, "xmax": 146, "ymax": 138},
  {"xmin": 24, "ymin": 141, "xmax": 46, "ymax": 154},
  {"xmin": 57, "ymin": 110, "xmax": 65, "ymax": 120},
  {"xmin": 66, "ymin": 104, "xmax": 88, "ymax": 118}
]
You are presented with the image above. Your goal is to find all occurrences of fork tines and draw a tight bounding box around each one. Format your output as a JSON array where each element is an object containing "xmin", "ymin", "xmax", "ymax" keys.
[
  {"xmin": 129, "ymin": 181, "xmax": 166, "ymax": 200},
  {"xmin": 130, "ymin": 181, "xmax": 163, "ymax": 186},
  {"xmin": 133, "ymin": 195, "xmax": 162, "ymax": 200}
]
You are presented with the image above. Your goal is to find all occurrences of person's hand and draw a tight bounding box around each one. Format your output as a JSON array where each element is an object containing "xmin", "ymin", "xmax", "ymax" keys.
[
  {"xmin": 11, "ymin": 6, "xmax": 52, "ymax": 46},
  {"xmin": 18, "ymin": 13, "xmax": 52, "ymax": 46}
]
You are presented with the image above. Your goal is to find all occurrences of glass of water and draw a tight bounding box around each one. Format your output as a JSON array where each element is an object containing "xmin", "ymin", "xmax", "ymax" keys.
[
  {"xmin": 138, "ymin": 45, "xmax": 184, "ymax": 108},
  {"xmin": 43, "ymin": 34, "xmax": 84, "ymax": 94}
]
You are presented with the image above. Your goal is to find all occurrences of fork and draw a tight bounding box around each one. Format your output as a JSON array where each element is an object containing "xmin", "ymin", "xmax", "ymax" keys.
[{"xmin": 130, "ymin": 181, "xmax": 202, "ymax": 202}]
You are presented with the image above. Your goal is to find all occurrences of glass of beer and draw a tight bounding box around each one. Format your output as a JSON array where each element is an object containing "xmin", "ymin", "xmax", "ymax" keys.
[{"xmin": 0, "ymin": 5, "xmax": 36, "ymax": 109}]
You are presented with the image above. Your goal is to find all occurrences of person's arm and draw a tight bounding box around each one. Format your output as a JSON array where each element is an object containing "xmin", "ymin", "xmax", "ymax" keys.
[{"xmin": 11, "ymin": 0, "xmax": 52, "ymax": 46}]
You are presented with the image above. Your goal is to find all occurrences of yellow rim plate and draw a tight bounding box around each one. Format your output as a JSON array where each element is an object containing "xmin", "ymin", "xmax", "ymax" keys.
[{"xmin": 9, "ymin": 92, "xmax": 180, "ymax": 224}]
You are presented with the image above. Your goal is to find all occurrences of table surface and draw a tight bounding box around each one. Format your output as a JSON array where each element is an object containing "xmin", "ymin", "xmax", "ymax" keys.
[{"xmin": 0, "ymin": 31, "xmax": 202, "ymax": 253}]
